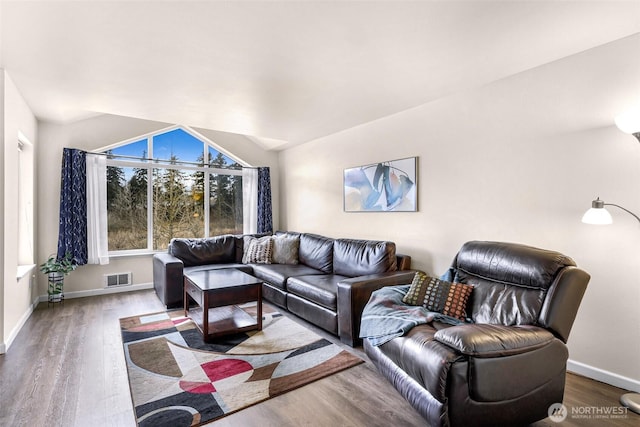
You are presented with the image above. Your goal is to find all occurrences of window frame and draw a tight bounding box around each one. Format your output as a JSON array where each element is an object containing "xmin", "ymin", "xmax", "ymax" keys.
[{"xmin": 102, "ymin": 125, "xmax": 246, "ymax": 256}]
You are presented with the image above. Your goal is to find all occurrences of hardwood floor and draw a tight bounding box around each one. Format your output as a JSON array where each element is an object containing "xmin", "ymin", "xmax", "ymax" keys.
[{"xmin": 0, "ymin": 290, "xmax": 637, "ymax": 426}]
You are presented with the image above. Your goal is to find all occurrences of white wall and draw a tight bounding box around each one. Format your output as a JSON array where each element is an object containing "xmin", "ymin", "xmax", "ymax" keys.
[
  {"xmin": 0, "ymin": 70, "xmax": 4, "ymax": 350},
  {"xmin": 2, "ymin": 70, "xmax": 38, "ymax": 353},
  {"xmin": 37, "ymin": 114, "xmax": 279, "ymax": 298},
  {"xmin": 279, "ymin": 35, "xmax": 640, "ymax": 391},
  {"xmin": 0, "ymin": 1, "xmax": 3, "ymax": 67}
]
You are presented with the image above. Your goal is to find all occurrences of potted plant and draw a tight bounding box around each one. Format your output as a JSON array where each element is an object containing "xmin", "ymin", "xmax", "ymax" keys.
[{"xmin": 40, "ymin": 252, "xmax": 77, "ymax": 303}]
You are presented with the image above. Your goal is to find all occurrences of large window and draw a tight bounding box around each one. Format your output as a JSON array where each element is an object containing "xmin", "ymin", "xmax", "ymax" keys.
[{"xmin": 105, "ymin": 127, "xmax": 244, "ymax": 253}]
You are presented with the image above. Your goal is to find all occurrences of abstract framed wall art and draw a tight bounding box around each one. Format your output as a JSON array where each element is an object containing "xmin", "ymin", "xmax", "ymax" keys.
[{"xmin": 343, "ymin": 157, "xmax": 417, "ymax": 212}]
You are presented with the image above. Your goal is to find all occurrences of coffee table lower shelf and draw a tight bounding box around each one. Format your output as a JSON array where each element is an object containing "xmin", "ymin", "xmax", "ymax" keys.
[{"xmin": 188, "ymin": 305, "xmax": 260, "ymax": 340}]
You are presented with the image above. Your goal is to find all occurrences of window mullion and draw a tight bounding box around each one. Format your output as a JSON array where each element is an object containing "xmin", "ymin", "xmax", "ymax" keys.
[
  {"xmin": 203, "ymin": 143, "xmax": 209, "ymax": 238},
  {"xmin": 204, "ymin": 169, "xmax": 210, "ymax": 237},
  {"xmin": 147, "ymin": 137, "xmax": 154, "ymax": 251}
]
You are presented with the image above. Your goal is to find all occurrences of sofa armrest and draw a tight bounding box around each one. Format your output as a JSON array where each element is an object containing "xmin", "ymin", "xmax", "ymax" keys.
[
  {"xmin": 337, "ymin": 270, "xmax": 416, "ymax": 346},
  {"xmin": 433, "ymin": 324, "xmax": 555, "ymax": 358},
  {"xmin": 396, "ymin": 253, "xmax": 412, "ymax": 270},
  {"xmin": 153, "ymin": 253, "xmax": 184, "ymax": 308}
]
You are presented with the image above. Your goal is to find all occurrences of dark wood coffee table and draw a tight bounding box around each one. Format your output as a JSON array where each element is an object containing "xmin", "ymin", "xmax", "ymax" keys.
[{"xmin": 183, "ymin": 269, "xmax": 263, "ymax": 341}]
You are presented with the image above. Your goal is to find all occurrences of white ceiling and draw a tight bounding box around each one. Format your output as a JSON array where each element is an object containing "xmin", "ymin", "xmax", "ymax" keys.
[{"xmin": 1, "ymin": 1, "xmax": 639, "ymax": 150}]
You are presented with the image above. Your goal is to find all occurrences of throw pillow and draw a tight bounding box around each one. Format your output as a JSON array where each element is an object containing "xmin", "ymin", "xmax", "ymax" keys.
[
  {"xmin": 402, "ymin": 271, "xmax": 473, "ymax": 321},
  {"xmin": 272, "ymin": 234, "xmax": 300, "ymax": 265},
  {"xmin": 242, "ymin": 236, "xmax": 274, "ymax": 264}
]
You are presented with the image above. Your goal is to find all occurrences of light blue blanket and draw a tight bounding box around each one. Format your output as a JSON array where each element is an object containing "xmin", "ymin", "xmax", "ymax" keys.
[{"xmin": 359, "ymin": 284, "xmax": 463, "ymax": 346}]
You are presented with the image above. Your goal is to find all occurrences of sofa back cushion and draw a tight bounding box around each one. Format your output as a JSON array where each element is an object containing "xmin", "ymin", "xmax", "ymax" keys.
[
  {"xmin": 298, "ymin": 233, "xmax": 334, "ymax": 274},
  {"xmin": 452, "ymin": 241, "xmax": 576, "ymax": 326},
  {"xmin": 333, "ymin": 239, "xmax": 397, "ymax": 277},
  {"xmin": 169, "ymin": 235, "xmax": 237, "ymax": 267}
]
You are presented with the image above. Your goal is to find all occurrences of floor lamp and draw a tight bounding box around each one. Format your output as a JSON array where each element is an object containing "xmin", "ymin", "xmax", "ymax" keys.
[{"xmin": 581, "ymin": 109, "xmax": 640, "ymax": 415}]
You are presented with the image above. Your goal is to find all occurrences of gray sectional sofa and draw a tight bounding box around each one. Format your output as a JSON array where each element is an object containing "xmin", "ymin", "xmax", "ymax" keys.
[{"xmin": 152, "ymin": 231, "xmax": 413, "ymax": 346}]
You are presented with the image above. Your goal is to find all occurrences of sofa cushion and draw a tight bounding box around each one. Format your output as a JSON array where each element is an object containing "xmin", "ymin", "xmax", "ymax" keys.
[
  {"xmin": 462, "ymin": 279, "xmax": 546, "ymax": 325},
  {"xmin": 287, "ymin": 274, "xmax": 349, "ymax": 311},
  {"xmin": 434, "ymin": 324, "xmax": 555, "ymax": 357},
  {"xmin": 453, "ymin": 241, "xmax": 575, "ymax": 326},
  {"xmin": 333, "ymin": 239, "xmax": 397, "ymax": 277},
  {"xmin": 455, "ymin": 240, "xmax": 575, "ymax": 290},
  {"xmin": 403, "ymin": 272, "xmax": 474, "ymax": 321},
  {"xmin": 298, "ymin": 233, "xmax": 334, "ymax": 274},
  {"xmin": 169, "ymin": 235, "xmax": 236, "ymax": 267},
  {"xmin": 251, "ymin": 263, "xmax": 324, "ymax": 290},
  {"xmin": 272, "ymin": 234, "xmax": 300, "ymax": 265}
]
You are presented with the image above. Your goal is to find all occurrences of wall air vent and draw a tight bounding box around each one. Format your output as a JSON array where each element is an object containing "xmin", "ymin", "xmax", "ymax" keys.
[{"xmin": 104, "ymin": 272, "xmax": 132, "ymax": 287}]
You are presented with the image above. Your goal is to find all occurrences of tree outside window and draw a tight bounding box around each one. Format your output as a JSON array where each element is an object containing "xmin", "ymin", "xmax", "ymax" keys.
[{"xmin": 104, "ymin": 127, "xmax": 244, "ymax": 253}]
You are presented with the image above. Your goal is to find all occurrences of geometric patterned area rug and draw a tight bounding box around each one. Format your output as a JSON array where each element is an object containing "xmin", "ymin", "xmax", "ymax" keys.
[{"xmin": 120, "ymin": 305, "xmax": 363, "ymax": 427}]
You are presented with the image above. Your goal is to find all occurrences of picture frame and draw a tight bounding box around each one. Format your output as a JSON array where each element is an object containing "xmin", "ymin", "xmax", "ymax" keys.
[{"xmin": 343, "ymin": 156, "xmax": 417, "ymax": 212}]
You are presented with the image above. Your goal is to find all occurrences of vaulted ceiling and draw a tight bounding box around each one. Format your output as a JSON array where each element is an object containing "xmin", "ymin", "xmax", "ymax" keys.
[{"xmin": 1, "ymin": 1, "xmax": 639, "ymax": 150}]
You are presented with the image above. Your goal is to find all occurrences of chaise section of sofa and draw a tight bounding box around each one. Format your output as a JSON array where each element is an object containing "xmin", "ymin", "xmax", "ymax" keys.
[
  {"xmin": 152, "ymin": 231, "xmax": 412, "ymax": 346},
  {"xmin": 152, "ymin": 234, "xmax": 254, "ymax": 308}
]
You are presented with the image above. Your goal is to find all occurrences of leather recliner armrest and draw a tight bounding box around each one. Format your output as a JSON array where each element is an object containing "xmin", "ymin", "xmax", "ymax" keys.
[
  {"xmin": 433, "ymin": 324, "xmax": 555, "ymax": 358},
  {"xmin": 337, "ymin": 270, "xmax": 416, "ymax": 346}
]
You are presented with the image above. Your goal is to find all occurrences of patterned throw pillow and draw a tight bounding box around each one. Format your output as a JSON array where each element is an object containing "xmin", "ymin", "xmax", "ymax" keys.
[
  {"xmin": 402, "ymin": 271, "xmax": 473, "ymax": 321},
  {"xmin": 272, "ymin": 235, "xmax": 300, "ymax": 265},
  {"xmin": 242, "ymin": 236, "xmax": 273, "ymax": 264}
]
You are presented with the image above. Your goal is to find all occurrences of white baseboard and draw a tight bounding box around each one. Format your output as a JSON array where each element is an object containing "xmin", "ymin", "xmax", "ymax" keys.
[
  {"xmin": 37, "ymin": 282, "xmax": 154, "ymax": 303},
  {"xmin": 568, "ymin": 359, "xmax": 640, "ymax": 393},
  {"xmin": 1, "ymin": 295, "xmax": 40, "ymax": 354}
]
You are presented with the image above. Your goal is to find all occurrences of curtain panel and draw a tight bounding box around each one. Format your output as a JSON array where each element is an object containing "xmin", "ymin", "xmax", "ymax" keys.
[
  {"xmin": 57, "ymin": 148, "xmax": 88, "ymax": 264},
  {"xmin": 242, "ymin": 167, "xmax": 272, "ymax": 234},
  {"xmin": 242, "ymin": 168, "xmax": 258, "ymax": 235},
  {"xmin": 257, "ymin": 167, "xmax": 273, "ymax": 234},
  {"xmin": 57, "ymin": 149, "xmax": 109, "ymax": 266},
  {"xmin": 86, "ymin": 154, "xmax": 109, "ymax": 265}
]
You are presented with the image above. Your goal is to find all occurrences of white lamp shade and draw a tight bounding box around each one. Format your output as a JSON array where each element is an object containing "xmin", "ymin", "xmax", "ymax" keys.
[
  {"xmin": 614, "ymin": 109, "xmax": 640, "ymax": 135},
  {"xmin": 582, "ymin": 207, "xmax": 613, "ymax": 225}
]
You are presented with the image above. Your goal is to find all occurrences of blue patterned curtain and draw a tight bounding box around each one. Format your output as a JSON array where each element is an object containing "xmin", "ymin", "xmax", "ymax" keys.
[
  {"xmin": 57, "ymin": 148, "xmax": 88, "ymax": 265},
  {"xmin": 257, "ymin": 167, "xmax": 273, "ymax": 234}
]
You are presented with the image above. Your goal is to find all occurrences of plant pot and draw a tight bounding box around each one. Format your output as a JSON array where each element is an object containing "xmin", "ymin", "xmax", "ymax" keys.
[{"xmin": 48, "ymin": 272, "xmax": 64, "ymax": 304}]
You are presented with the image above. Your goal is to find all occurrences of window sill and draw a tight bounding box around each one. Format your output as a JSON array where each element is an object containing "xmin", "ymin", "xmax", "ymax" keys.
[
  {"xmin": 108, "ymin": 250, "xmax": 164, "ymax": 259},
  {"xmin": 17, "ymin": 264, "xmax": 37, "ymax": 281}
]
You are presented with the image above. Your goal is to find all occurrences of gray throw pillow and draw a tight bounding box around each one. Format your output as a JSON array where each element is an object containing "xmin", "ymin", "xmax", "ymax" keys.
[{"xmin": 272, "ymin": 235, "xmax": 300, "ymax": 265}]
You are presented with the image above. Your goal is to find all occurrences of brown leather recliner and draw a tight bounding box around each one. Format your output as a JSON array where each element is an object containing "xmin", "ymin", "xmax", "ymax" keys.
[{"xmin": 364, "ymin": 241, "xmax": 590, "ymax": 427}]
